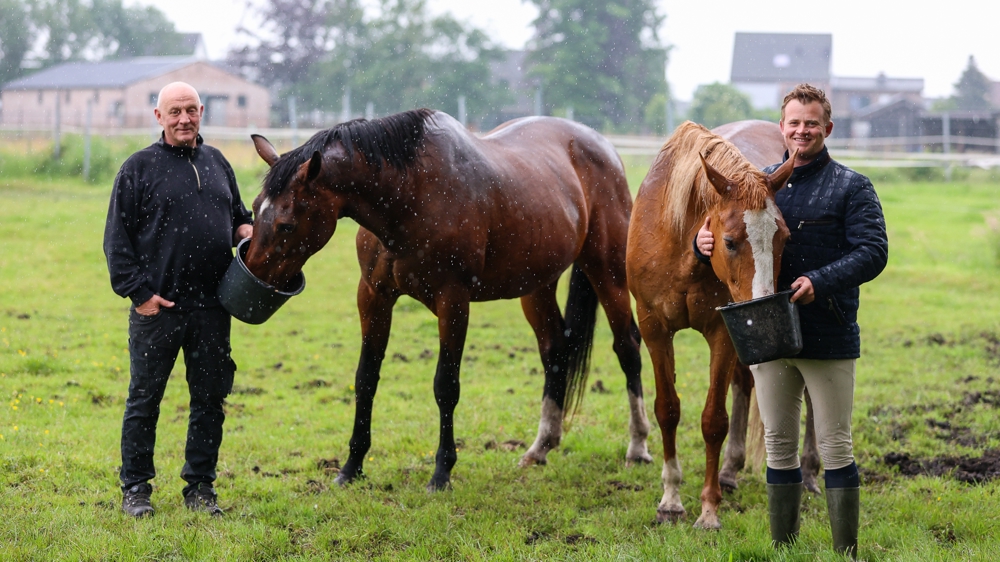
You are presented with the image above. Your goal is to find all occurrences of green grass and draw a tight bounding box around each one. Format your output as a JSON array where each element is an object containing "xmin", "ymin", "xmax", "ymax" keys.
[{"xmin": 2, "ymin": 160, "xmax": 1000, "ymax": 560}]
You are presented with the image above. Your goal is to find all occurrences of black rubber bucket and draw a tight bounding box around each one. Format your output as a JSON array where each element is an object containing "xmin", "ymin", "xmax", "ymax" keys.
[
  {"xmin": 218, "ymin": 238, "xmax": 305, "ymax": 325},
  {"xmin": 717, "ymin": 289, "xmax": 802, "ymax": 365}
]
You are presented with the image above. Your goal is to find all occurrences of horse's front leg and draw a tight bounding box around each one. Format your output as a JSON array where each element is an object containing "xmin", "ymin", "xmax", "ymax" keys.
[
  {"xmin": 720, "ymin": 363, "xmax": 753, "ymax": 491},
  {"xmin": 696, "ymin": 324, "xmax": 739, "ymax": 530},
  {"xmin": 518, "ymin": 283, "xmax": 568, "ymax": 467},
  {"xmin": 427, "ymin": 285, "xmax": 470, "ymax": 491},
  {"xmin": 336, "ymin": 281, "xmax": 396, "ymax": 486},
  {"xmin": 636, "ymin": 306, "xmax": 686, "ymax": 524}
]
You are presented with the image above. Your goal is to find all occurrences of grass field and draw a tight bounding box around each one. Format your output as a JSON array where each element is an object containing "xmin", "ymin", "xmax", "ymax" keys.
[{"xmin": 2, "ymin": 146, "xmax": 1000, "ymax": 560}]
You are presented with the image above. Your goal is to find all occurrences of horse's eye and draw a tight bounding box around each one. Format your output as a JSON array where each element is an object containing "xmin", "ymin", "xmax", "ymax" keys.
[
  {"xmin": 724, "ymin": 237, "xmax": 736, "ymax": 251},
  {"xmin": 277, "ymin": 223, "xmax": 295, "ymax": 234}
]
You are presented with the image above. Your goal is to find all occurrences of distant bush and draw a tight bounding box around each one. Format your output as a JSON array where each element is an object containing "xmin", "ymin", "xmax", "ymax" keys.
[{"xmin": 0, "ymin": 134, "xmax": 148, "ymax": 184}]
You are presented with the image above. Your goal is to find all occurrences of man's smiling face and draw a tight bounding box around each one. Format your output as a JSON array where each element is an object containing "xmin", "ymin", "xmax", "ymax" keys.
[{"xmin": 779, "ymin": 99, "xmax": 834, "ymax": 165}]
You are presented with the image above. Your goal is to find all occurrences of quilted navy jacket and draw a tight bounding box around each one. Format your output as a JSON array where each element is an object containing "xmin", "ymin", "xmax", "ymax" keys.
[{"xmin": 766, "ymin": 146, "xmax": 889, "ymax": 359}]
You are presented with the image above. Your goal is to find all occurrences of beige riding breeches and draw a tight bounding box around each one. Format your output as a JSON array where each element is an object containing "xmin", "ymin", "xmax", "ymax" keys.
[{"xmin": 750, "ymin": 357, "xmax": 856, "ymax": 471}]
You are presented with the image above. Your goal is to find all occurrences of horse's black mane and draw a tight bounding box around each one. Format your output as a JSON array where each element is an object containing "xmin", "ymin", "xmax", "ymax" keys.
[{"xmin": 263, "ymin": 107, "xmax": 434, "ymax": 197}]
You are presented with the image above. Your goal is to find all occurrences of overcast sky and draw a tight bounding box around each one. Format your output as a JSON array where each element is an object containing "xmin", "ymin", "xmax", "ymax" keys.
[{"xmin": 134, "ymin": 0, "xmax": 1000, "ymax": 102}]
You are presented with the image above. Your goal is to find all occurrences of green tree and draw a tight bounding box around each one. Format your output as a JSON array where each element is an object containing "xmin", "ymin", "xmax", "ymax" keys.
[
  {"xmin": 951, "ymin": 55, "xmax": 993, "ymax": 111},
  {"xmin": 0, "ymin": 0, "xmax": 34, "ymax": 84},
  {"xmin": 687, "ymin": 83, "xmax": 754, "ymax": 129},
  {"xmin": 525, "ymin": 0, "xmax": 666, "ymax": 132},
  {"xmin": 89, "ymin": 0, "xmax": 189, "ymax": 59},
  {"xmin": 231, "ymin": 0, "xmax": 510, "ymax": 128},
  {"xmin": 0, "ymin": 0, "xmax": 184, "ymax": 84}
]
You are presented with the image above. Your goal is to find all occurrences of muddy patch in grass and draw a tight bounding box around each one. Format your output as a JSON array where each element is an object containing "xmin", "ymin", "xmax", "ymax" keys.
[{"xmin": 882, "ymin": 449, "xmax": 1000, "ymax": 483}]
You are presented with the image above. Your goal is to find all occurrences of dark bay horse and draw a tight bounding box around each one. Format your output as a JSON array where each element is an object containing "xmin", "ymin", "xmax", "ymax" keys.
[
  {"xmin": 627, "ymin": 120, "xmax": 817, "ymax": 529},
  {"xmin": 245, "ymin": 108, "xmax": 652, "ymax": 491}
]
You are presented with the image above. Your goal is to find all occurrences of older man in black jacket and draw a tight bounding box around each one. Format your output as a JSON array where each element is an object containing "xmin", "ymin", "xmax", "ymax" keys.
[
  {"xmin": 697, "ymin": 83, "xmax": 888, "ymax": 558},
  {"xmin": 104, "ymin": 82, "xmax": 253, "ymax": 518}
]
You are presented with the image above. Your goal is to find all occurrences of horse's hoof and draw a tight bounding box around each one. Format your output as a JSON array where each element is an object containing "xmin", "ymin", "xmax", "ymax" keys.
[
  {"xmin": 693, "ymin": 514, "xmax": 722, "ymax": 530},
  {"xmin": 803, "ymin": 477, "xmax": 821, "ymax": 494},
  {"xmin": 518, "ymin": 454, "xmax": 547, "ymax": 468},
  {"xmin": 625, "ymin": 453, "xmax": 654, "ymax": 467},
  {"xmin": 719, "ymin": 474, "xmax": 739, "ymax": 492},
  {"xmin": 655, "ymin": 508, "xmax": 686, "ymax": 524},
  {"xmin": 426, "ymin": 479, "xmax": 451, "ymax": 492}
]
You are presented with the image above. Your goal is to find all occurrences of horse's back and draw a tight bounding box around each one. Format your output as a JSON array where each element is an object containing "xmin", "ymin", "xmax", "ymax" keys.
[{"xmin": 711, "ymin": 120, "xmax": 784, "ymax": 169}]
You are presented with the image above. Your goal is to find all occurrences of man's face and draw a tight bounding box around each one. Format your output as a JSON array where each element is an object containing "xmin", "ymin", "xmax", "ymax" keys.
[
  {"xmin": 155, "ymin": 86, "xmax": 203, "ymax": 147},
  {"xmin": 779, "ymin": 99, "xmax": 833, "ymax": 164}
]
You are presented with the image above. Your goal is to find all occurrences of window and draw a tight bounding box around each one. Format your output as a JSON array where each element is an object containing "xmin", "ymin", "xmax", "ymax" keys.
[
  {"xmin": 237, "ymin": 95, "xmax": 247, "ymax": 108},
  {"xmin": 149, "ymin": 92, "xmax": 158, "ymax": 106}
]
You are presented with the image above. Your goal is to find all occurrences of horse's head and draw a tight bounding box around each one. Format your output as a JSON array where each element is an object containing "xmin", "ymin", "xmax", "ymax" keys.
[
  {"xmin": 243, "ymin": 134, "xmax": 349, "ymax": 290},
  {"xmin": 700, "ymin": 150, "xmax": 797, "ymax": 302}
]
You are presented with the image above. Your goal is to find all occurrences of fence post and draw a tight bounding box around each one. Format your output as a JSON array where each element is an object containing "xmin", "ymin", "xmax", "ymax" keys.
[
  {"xmin": 943, "ymin": 111, "xmax": 952, "ymax": 182},
  {"xmin": 54, "ymin": 89, "xmax": 61, "ymax": 159},
  {"xmin": 289, "ymin": 97, "xmax": 298, "ymax": 147},
  {"xmin": 83, "ymin": 99, "xmax": 92, "ymax": 182}
]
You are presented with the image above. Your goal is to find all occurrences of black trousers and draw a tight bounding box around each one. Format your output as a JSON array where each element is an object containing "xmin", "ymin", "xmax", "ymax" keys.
[{"xmin": 120, "ymin": 307, "xmax": 235, "ymax": 496}]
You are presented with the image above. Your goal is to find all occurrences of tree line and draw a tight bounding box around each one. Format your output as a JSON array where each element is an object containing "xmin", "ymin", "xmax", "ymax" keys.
[{"xmin": 1, "ymin": 0, "xmax": 670, "ymax": 133}]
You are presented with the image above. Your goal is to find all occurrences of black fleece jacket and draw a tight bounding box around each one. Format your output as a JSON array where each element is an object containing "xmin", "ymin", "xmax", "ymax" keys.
[{"xmin": 104, "ymin": 134, "xmax": 253, "ymax": 311}]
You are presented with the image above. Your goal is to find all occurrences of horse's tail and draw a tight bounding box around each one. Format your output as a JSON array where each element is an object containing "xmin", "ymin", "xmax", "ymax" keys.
[
  {"xmin": 746, "ymin": 388, "xmax": 767, "ymax": 471},
  {"xmin": 562, "ymin": 265, "xmax": 599, "ymax": 419}
]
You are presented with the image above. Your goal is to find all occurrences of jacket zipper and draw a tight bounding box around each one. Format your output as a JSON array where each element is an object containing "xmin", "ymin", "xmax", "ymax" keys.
[
  {"xmin": 827, "ymin": 297, "xmax": 847, "ymax": 325},
  {"xmin": 188, "ymin": 157, "xmax": 202, "ymax": 192},
  {"xmin": 797, "ymin": 219, "xmax": 834, "ymax": 230}
]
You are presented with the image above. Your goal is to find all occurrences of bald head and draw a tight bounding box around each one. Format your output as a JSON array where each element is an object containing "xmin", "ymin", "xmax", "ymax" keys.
[
  {"xmin": 154, "ymin": 82, "xmax": 203, "ymax": 148},
  {"xmin": 157, "ymin": 82, "xmax": 200, "ymax": 111}
]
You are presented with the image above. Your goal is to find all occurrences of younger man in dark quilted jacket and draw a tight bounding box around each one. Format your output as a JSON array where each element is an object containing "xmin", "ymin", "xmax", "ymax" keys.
[{"xmin": 696, "ymin": 83, "xmax": 888, "ymax": 559}]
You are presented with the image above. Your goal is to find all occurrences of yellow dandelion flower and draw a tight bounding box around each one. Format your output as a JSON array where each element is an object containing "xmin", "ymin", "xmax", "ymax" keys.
[
  {"xmin": 13, "ymin": 426, "xmax": 17, "ymax": 431},
  {"xmin": 18, "ymin": 350, "xmax": 26, "ymax": 356},
  {"xmin": 44, "ymin": 430, "xmax": 49, "ymax": 435},
  {"xmin": 368, "ymin": 457, "xmax": 374, "ymax": 461},
  {"xmin": 59, "ymin": 402, "xmax": 64, "ymax": 407},
  {"xmin": 677, "ymin": 393, "xmax": 683, "ymax": 399},
  {"xmin": 11, "ymin": 406, "xmax": 16, "ymax": 411},
  {"xmin": 313, "ymin": 354, "xmax": 320, "ymax": 360},
  {"xmin": 36, "ymin": 397, "xmax": 42, "ymax": 403},
  {"xmin": 48, "ymin": 400, "xmax": 54, "ymax": 404}
]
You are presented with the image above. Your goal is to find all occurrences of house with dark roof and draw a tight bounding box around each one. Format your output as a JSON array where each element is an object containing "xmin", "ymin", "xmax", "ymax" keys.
[
  {"xmin": 1, "ymin": 56, "xmax": 269, "ymax": 130},
  {"xmin": 730, "ymin": 32, "xmax": 832, "ymax": 110}
]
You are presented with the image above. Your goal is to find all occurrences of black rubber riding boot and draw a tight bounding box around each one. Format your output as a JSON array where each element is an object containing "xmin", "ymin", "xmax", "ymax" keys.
[
  {"xmin": 122, "ymin": 483, "xmax": 154, "ymax": 518},
  {"xmin": 766, "ymin": 482, "xmax": 802, "ymax": 547},
  {"xmin": 826, "ymin": 486, "xmax": 860, "ymax": 559}
]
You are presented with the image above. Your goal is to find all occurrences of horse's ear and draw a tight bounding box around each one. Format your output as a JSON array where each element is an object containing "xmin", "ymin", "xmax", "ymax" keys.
[
  {"xmin": 765, "ymin": 149, "xmax": 798, "ymax": 194},
  {"xmin": 252, "ymin": 134, "xmax": 279, "ymax": 167},
  {"xmin": 306, "ymin": 151, "xmax": 323, "ymax": 182},
  {"xmin": 699, "ymin": 152, "xmax": 735, "ymax": 198}
]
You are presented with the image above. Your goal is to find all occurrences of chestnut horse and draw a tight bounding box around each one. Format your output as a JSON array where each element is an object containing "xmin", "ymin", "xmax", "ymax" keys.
[
  {"xmin": 245, "ymin": 109, "xmax": 652, "ymax": 491},
  {"xmin": 627, "ymin": 120, "xmax": 818, "ymax": 529}
]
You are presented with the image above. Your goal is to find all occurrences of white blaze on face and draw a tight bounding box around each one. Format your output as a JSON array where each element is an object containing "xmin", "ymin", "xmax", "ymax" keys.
[
  {"xmin": 259, "ymin": 197, "xmax": 271, "ymax": 216},
  {"xmin": 743, "ymin": 198, "xmax": 781, "ymax": 299}
]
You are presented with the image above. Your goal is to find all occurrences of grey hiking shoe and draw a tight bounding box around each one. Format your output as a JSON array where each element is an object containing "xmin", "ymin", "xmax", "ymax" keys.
[
  {"xmin": 122, "ymin": 483, "xmax": 154, "ymax": 518},
  {"xmin": 184, "ymin": 483, "xmax": 224, "ymax": 516}
]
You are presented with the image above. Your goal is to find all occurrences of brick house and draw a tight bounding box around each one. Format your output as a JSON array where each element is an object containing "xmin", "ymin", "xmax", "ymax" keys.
[{"xmin": 1, "ymin": 56, "xmax": 270, "ymax": 130}]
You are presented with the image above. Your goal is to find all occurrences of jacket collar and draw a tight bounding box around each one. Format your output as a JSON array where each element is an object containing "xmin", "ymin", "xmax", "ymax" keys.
[
  {"xmin": 157, "ymin": 132, "xmax": 203, "ymax": 158},
  {"xmin": 782, "ymin": 145, "xmax": 831, "ymax": 182}
]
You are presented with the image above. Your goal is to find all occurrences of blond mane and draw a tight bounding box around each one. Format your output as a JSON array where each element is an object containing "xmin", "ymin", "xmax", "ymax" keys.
[{"xmin": 657, "ymin": 121, "xmax": 770, "ymax": 236}]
